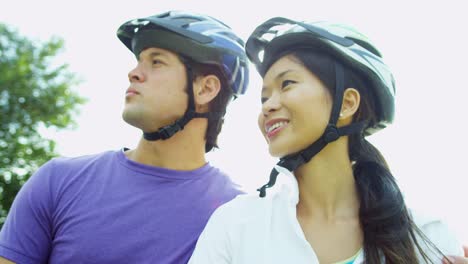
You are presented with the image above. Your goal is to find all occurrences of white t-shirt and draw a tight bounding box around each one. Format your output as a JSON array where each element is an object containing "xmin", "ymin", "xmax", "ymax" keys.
[{"xmin": 189, "ymin": 166, "xmax": 463, "ymax": 264}]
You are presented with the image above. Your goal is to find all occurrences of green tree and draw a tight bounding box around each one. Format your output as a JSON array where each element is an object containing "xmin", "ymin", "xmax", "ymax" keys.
[{"xmin": 0, "ymin": 23, "xmax": 85, "ymax": 228}]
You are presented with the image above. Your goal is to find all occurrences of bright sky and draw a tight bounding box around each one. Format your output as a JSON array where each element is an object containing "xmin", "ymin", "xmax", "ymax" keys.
[{"xmin": 2, "ymin": 0, "xmax": 467, "ymax": 244}]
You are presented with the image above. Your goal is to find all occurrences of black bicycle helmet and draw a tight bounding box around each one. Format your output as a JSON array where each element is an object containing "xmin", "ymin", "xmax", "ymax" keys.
[{"xmin": 117, "ymin": 11, "xmax": 249, "ymax": 142}]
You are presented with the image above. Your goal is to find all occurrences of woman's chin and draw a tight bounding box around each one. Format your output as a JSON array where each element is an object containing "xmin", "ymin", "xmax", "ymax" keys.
[{"xmin": 268, "ymin": 144, "xmax": 291, "ymax": 158}]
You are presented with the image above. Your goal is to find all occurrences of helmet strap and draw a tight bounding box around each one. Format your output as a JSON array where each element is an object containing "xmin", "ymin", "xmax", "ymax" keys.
[{"xmin": 143, "ymin": 64, "xmax": 224, "ymax": 141}]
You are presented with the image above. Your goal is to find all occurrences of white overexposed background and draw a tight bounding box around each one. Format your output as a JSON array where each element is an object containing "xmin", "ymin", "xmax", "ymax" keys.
[{"xmin": 2, "ymin": 0, "xmax": 467, "ymax": 245}]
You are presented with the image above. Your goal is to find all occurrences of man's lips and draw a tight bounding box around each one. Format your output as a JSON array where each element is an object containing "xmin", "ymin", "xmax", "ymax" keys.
[{"xmin": 126, "ymin": 88, "xmax": 139, "ymax": 96}]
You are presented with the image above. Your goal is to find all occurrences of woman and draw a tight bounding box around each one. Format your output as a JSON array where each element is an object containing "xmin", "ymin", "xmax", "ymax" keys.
[{"xmin": 189, "ymin": 17, "xmax": 463, "ymax": 264}]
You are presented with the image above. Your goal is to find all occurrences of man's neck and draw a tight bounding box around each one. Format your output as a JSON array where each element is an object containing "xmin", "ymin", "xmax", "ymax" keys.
[{"xmin": 125, "ymin": 122, "xmax": 207, "ymax": 171}]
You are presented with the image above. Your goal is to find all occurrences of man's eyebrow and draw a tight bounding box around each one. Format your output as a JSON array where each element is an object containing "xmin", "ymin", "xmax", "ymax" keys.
[{"xmin": 138, "ymin": 51, "xmax": 168, "ymax": 61}]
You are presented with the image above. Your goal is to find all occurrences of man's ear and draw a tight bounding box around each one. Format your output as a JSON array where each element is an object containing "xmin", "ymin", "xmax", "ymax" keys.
[
  {"xmin": 339, "ymin": 88, "xmax": 360, "ymax": 121},
  {"xmin": 193, "ymin": 74, "xmax": 221, "ymax": 112}
]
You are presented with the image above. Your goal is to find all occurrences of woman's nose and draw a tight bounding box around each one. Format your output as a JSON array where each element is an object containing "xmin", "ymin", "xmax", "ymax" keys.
[{"xmin": 261, "ymin": 93, "xmax": 281, "ymax": 116}]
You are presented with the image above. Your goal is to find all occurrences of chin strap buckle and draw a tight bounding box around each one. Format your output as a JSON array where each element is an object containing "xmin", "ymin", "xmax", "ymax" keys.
[
  {"xmin": 158, "ymin": 122, "xmax": 184, "ymax": 140},
  {"xmin": 324, "ymin": 124, "xmax": 340, "ymax": 143}
]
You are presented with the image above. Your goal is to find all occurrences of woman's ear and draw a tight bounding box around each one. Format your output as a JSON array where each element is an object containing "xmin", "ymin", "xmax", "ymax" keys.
[
  {"xmin": 193, "ymin": 74, "xmax": 221, "ymax": 112},
  {"xmin": 339, "ymin": 88, "xmax": 360, "ymax": 120}
]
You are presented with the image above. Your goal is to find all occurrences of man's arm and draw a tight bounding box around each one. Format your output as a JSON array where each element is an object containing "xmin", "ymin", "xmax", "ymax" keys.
[{"xmin": 0, "ymin": 161, "xmax": 56, "ymax": 263}]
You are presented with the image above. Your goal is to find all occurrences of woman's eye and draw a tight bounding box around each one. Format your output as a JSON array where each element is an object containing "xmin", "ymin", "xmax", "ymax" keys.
[
  {"xmin": 281, "ymin": 80, "xmax": 295, "ymax": 89},
  {"xmin": 261, "ymin": 97, "xmax": 268, "ymax": 104}
]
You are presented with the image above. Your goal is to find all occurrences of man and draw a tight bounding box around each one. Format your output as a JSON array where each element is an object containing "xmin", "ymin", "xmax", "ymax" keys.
[{"xmin": 0, "ymin": 11, "xmax": 249, "ymax": 263}]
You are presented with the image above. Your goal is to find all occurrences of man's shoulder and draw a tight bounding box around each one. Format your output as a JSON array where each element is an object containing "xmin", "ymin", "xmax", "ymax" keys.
[
  {"xmin": 31, "ymin": 150, "xmax": 119, "ymax": 184},
  {"xmin": 50, "ymin": 150, "xmax": 117, "ymax": 166},
  {"xmin": 43, "ymin": 150, "xmax": 117, "ymax": 172},
  {"xmin": 203, "ymin": 165, "xmax": 245, "ymax": 193}
]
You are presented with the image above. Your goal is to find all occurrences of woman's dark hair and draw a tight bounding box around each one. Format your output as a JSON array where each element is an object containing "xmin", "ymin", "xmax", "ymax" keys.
[
  {"xmin": 186, "ymin": 59, "xmax": 234, "ymax": 152},
  {"xmin": 288, "ymin": 49, "xmax": 449, "ymax": 264}
]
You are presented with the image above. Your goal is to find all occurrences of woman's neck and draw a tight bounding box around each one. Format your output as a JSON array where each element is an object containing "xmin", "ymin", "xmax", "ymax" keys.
[{"xmin": 295, "ymin": 137, "xmax": 360, "ymax": 221}]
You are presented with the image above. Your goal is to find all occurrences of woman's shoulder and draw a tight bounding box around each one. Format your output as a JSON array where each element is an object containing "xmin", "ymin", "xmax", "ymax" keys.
[
  {"xmin": 410, "ymin": 209, "xmax": 444, "ymax": 232},
  {"xmin": 409, "ymin": 208, "xmax": 464, "ymax": 257},
  {"xmin": 211, "ymin": 193, "xmax": 275, "ymax": 220},
  {"xmin": 209, "ymin": 191, "xmax": 290, "ymax": 228},
  {"xmin": 410, "ymin": 209, "xmax": 456, "ymax": 237}
]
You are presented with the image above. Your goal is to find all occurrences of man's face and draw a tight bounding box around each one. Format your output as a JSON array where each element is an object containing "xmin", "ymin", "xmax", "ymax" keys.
[{"xmin": 122, "ymin": 47, "xmax": 189, "ymax": 132}]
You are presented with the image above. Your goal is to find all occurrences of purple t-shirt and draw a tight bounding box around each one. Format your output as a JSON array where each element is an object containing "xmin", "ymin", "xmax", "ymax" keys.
[{"xmin": 0, "ymin": 149, "xmax": 242, "ymax": 264}]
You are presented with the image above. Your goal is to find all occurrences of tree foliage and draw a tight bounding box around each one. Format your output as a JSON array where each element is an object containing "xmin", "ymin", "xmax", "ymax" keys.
[{"xmin": 0, "ymin": 23, "xmax": 85, "ymax": 227}]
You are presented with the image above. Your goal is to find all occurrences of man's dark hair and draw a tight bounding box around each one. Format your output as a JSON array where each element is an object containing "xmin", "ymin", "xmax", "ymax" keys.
[{"xmin": 188, "ymin": 60, "xmax": 234, "ymax": 152}]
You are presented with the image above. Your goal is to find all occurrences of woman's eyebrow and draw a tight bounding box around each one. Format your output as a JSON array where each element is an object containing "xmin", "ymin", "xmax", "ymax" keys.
[{"xmin": 261, "ymin": 70, "xmax": 294, "ymax": 93}]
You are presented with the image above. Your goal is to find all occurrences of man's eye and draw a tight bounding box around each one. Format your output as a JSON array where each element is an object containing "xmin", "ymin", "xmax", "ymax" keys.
[{"xmin": 261, "ymin": 97, "xmax": 268, "ymax": 104}]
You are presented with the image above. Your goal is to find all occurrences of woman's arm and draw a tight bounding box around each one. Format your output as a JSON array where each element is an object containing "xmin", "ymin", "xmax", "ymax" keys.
[
  {"xmin": 188, "ymin": 205, "xmax": 233, "ymax": 264},
  {"xmin": 443, "ymin": 245, "xmax": 468, "ymax": 264}
]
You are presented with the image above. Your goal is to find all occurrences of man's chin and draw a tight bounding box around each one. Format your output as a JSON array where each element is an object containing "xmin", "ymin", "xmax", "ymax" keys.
[{"xmin": 122, "ymin": 112, "xmax": 144, "ymax": 130}]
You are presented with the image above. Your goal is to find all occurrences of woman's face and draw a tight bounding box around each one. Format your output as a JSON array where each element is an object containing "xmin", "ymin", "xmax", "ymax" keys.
[{"xmin": 258, "ymin": 55, "xmax": 333, "ymax": 157}]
